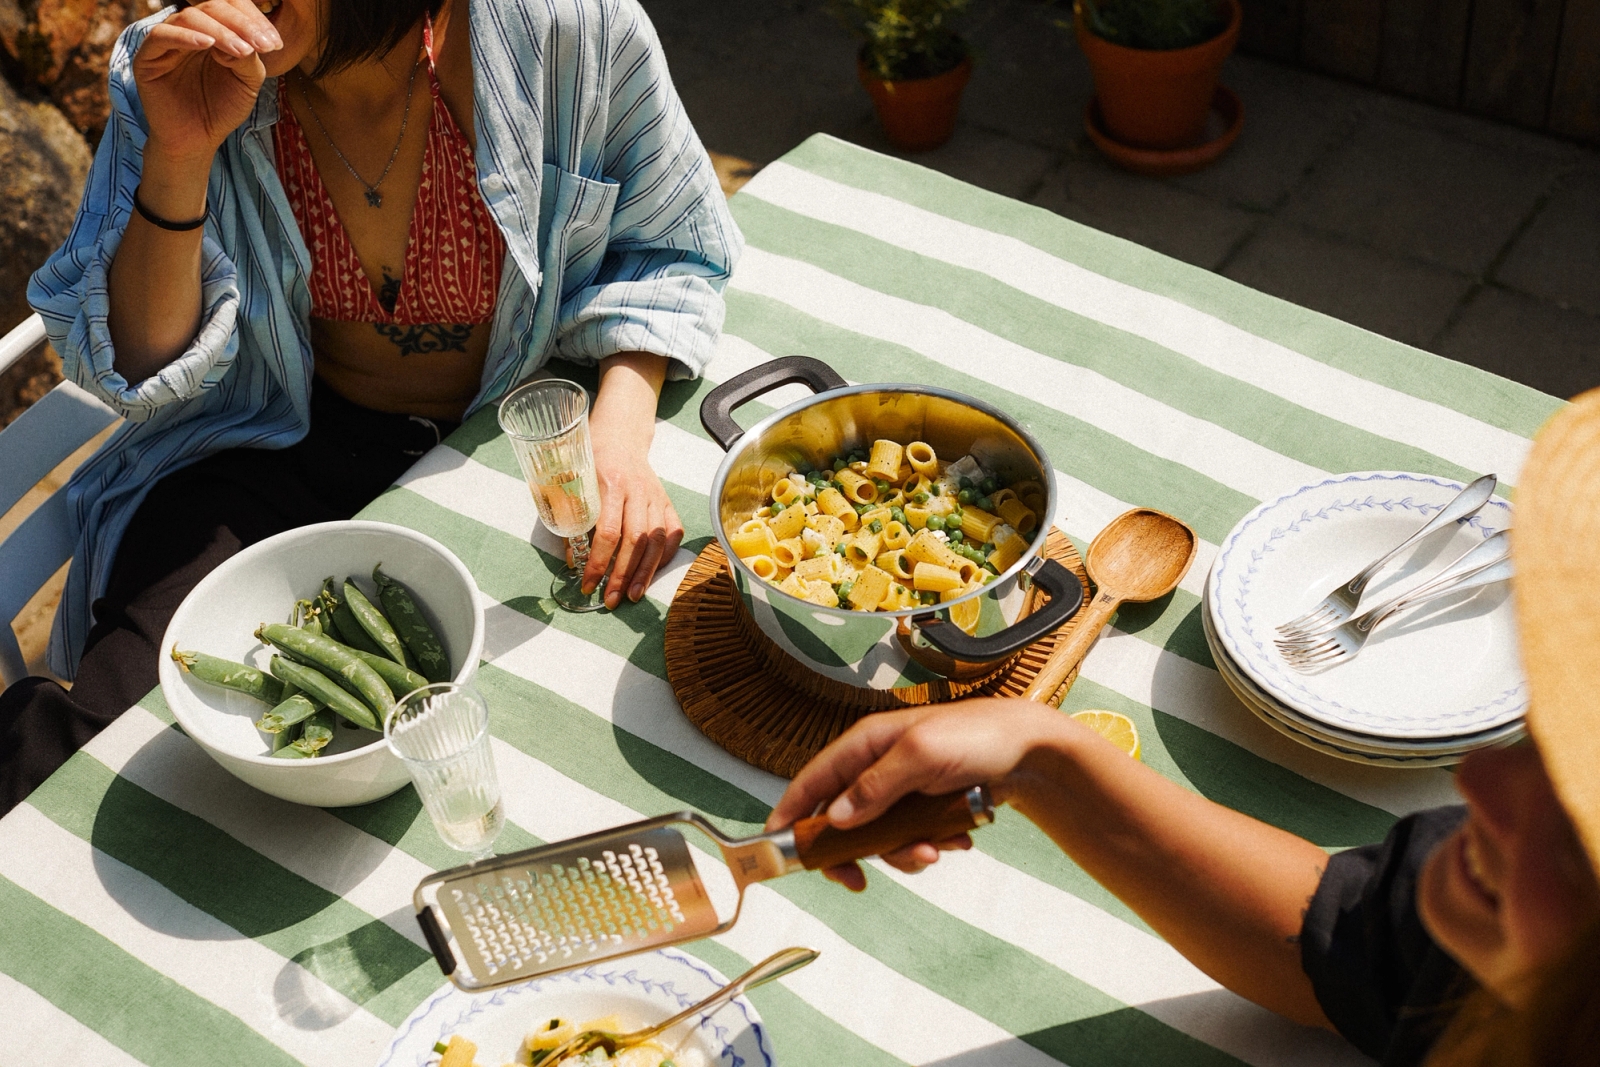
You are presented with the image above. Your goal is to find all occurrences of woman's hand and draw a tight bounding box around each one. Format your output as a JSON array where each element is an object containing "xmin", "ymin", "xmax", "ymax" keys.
[
  {"xmin": 765, "ymin": 699, "xmax": 1071, "ymax": 890},
  {"xmin": 583, "ymin": 353, "xmax": 685, "ymax": 609},
  {"xmin": 133, "ymin": 0, "xmax": 283, "ymax": 164}
]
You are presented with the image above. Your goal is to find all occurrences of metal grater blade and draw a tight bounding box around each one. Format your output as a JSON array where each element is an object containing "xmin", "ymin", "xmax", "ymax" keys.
[{"xmin": 430, "ymin": 825, "xmax": 723, "ymax": 986}]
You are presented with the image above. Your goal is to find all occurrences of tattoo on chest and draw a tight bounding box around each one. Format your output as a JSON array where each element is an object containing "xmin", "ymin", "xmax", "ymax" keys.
[
  {"xmin": 378, "ymin": 268, "xmax": 401, "ymax": 314},
  {"xmin": 375, "ymin": 322, "xmax": 474, "ymax": 356}
]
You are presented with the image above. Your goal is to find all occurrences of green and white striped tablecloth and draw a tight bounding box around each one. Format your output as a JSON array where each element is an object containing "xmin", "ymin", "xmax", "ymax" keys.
[{"xmin": 0, "ymin": 135, "xmax": 1562, "ymax": 1067}]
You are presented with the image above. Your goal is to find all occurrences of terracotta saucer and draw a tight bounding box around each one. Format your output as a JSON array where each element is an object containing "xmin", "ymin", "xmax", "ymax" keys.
[{"xmin": 1084, "ymin": 85, "xmax": 1243, "ymax": 177}]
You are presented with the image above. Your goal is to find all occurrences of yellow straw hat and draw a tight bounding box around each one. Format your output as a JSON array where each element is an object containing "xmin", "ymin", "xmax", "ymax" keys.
[{"xmin": 1512, "ymin": 385, "xmax": 1600, "ymax": 878}]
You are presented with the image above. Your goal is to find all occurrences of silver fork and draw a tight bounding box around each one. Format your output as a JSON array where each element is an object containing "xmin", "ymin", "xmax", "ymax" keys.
[
  {"xmin": 1278, "ymin": 539, "xmax": 1513, "ymax": 672},
  {"xmin": 1274, "ymin": 473, "xmax": 1498, "ymax": 643},
  {"xmin": 1276, "ymin": 529, "xmax": 1510, "ymax": 651}
]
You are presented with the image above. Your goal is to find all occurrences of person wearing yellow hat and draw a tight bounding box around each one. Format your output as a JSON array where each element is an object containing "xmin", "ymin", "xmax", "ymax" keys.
[{"xmin": 767, "ymin": 391, "xmax": 1600, "ymax": 1066}]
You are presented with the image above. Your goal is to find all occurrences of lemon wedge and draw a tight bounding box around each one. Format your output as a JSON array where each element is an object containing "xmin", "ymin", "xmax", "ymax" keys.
[
  {"xmin": 947, "ymin": 595, "xmax": 981, "ymax": 636},
  {"xmin": 1071, "ymin": 709, "xmax": 1140, "ymax": 760}
]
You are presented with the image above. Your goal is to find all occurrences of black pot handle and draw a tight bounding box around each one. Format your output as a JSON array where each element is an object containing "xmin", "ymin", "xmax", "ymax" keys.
[
  {"xmin": 915, "ymin": 558, "xmax": 1085, "ymax": 663},
  {"xmin": 700, "ymin": 356, "xmax": 848, "ymax": 452}
]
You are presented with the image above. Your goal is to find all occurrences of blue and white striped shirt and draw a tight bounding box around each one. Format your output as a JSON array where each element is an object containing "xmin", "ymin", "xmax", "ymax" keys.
[{"xmin": 29, "ymin": 0, "xmax": 742, "ymax": 677}]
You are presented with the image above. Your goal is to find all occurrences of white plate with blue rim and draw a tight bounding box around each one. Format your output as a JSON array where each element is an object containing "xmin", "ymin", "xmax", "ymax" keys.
[
  {"xmin": 1208, "ymin": 472, "xmax": 1524, "ymax": 742},
  {"xmin": 379, "ymin": 948, "xmax": 774, "ymax": 1067},
  {"xmin": 1200, "ymin": 584, "xmax": 1522, "ymax": 766}
]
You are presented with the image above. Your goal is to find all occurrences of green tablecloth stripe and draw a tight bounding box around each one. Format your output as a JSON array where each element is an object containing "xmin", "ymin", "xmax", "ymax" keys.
[
  {"xmin": 24, "ymin": 755, "xmax": 434, "ymax": 1025},
  {"xmin": 363, "ymin": 486, "xmax": 1414, "ymax": 842},
  {"xmin": 0, "ymin": 874, "xmax": 300, "ymax": 1067},
  {"xmin": 730, "ymin": 195, "xmax": 1487, "ymax": 490},
  {"xmin": 780, "ymin": 136, "xmax": 1562, "ymax": 438},
  {"xmin": 721, "ymin": 289, "xmax": 1258, "ymax": 544},
  {"xmin": 469, "ymin": 665, "xmax": 1244, "ymax": 1067},
  {"xmin": 1056, "ymin": 676, "xmax": 1396, "ymax": 847}
]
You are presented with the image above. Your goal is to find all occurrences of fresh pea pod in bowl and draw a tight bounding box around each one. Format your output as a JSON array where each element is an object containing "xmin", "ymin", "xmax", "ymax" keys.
[{"xmin": 158, "ymin": 521, "xmax": 484, "ymax": 808}]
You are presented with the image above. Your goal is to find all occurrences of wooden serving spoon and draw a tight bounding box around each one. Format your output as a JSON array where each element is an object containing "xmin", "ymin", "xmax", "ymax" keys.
[{"xmin": 1023, "ymin": 508, "xmax": 1197, "ymax": 705}]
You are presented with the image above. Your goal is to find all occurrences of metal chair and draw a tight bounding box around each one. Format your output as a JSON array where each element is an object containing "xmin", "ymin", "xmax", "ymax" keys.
[{"xmin": 0, "ymin": 313, "xmax": 120, "ymax": 684}]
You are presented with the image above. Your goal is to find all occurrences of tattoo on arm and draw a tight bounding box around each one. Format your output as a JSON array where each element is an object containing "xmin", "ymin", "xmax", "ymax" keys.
[
  {"xmin": 375, "ymin": 322, "xmax": 474, "ymax": 355},
  {"xmin": 1286, "ymin": 863, "xmax": 1326, "ymax": 945}
]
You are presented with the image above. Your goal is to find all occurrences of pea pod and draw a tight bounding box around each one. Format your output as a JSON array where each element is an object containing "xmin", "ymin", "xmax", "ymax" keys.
[
  {"xmin": 321, "ymin": 582, "xmax": 386, "ymax": 658},
  {"xmin": 316, "ymin": 583, "xmax": 346, "ymax": 644},
  {"xmin": 267, "ymin": 656, "xmax": 380, "ymax": 732},
  {"xmin": 295, "ymin": 598, "xmax": 324, "ymax": 637},
  {"xmin": 171, "ymin": 648, "xmax": 283, "ymax": 705},
  {"xmin": 272, "ymin": 740, "xmax": 313, "ymax": 759},
  {"xmin": 343, "ymin": 579, "xmax": 411, "ymax": 668},
  {"xmin": 347, "ymin": 647, "xmax": 429, "ymax": 700},
  {"xmin": 256, "ymin": 623, "xmax": 393, "ymax": 721},
  {"xmin": 256, "ymin": 692, "xmax": 324, "ymax": 735},
  {"xmin": 270, "ymin": 720, "xmax": 303, "ymax": 753},
  {"xmin": 373, "ymin": 565, "xmax": 451, "ymax": 683},
  {"xmin": 290, "ymin": 709, "xmax": 336, "ymax": 756}
]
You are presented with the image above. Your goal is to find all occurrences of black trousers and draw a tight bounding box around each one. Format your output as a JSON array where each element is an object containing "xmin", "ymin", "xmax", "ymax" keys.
[{"xmin": 0, "ymin": 377, "xmax": 456, "ymax": 814}]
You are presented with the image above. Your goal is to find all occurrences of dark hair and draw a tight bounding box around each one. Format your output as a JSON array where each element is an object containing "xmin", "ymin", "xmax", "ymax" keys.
[
  {"xmin": 1424, "ymin": 920, "xmax": 1600, "ymax": 1066},
  {"xmin": 307, "ymin": 0, "xmax": 444, "ymax": 80}
]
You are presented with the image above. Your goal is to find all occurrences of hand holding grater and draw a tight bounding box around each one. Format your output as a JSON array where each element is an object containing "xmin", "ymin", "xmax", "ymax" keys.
[{"xmin": 414, "ymin": 785, "xmax": 996, "ymax": 990}]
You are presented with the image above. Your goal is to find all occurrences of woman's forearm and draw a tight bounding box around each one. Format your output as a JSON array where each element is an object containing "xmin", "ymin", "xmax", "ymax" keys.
[
  {"xmin": 590, "ymin": 351, "xmax": 667, "ymax": 447},
  {"xmin": 1010, "ymin": 713, "xmax": 1332, "ymax": 1028},
  {"xmin": 107, "ymin": 141, "xmax": 211, "ymax": 384}
]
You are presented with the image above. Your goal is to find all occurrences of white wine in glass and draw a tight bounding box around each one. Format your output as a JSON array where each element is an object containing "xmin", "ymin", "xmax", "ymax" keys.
[{"xmin": 498, "ymin": 378, "xmax": 607, "ymax": 612}]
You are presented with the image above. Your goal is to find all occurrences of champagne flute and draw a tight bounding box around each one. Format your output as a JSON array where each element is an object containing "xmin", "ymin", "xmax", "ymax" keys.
[
  {"xmin": 497, "ymin": 378, "xmax": 606, "ymax": 612},
  {"xmin": 385, "ymin": 682, "xmax": 504, "ymax": 862}
]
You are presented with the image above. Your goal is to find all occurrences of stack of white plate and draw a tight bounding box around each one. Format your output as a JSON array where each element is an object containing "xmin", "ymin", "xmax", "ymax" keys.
[{"xmin": 1204, "ymin": 472, "xmax": 1525, "ymax": 767}]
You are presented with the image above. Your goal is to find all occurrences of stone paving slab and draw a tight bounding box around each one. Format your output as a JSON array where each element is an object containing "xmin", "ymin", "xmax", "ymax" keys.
[{"xmin": 647, "ymin": 0, "xmax": 1600, "ymax": 400}]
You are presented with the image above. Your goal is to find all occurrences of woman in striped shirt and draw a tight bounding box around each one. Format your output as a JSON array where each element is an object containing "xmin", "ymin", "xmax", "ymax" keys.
[{"xmin": 2, "ymin": 0, "xmax": 740, "ymax": 809}]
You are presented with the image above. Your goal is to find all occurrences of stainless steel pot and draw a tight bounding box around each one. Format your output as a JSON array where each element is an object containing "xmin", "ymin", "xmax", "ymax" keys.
[{"xmin": 701, "ymin": 356, "xmax": 1084, "ymax": 690}]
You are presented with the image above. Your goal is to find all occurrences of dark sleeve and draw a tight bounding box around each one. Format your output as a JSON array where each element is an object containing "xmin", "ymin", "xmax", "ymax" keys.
[{"xmin": 1300, "ymin": 806, "xmax": 1470, "ymax": 1062}]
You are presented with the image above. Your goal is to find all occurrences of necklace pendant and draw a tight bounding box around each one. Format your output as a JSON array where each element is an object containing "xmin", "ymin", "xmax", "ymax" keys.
[{"xmin": 365, "ymin": 189, "xmax": 383, "ymax": 208}]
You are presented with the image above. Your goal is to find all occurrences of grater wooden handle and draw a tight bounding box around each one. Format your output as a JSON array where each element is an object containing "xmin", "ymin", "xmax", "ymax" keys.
[{"xmin": 791, "ymin": 786, "xmax": 994, "ymax": 870}]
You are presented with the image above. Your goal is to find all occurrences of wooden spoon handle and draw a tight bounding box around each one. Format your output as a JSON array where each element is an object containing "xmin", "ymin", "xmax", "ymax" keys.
[{"xmin": 1022, "ymin": 590, "xmax": 1121, "ymax": 703}]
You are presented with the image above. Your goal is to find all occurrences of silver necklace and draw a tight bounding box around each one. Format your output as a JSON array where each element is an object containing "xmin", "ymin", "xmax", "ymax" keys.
[{"xmin": 296, "ymin": 54, "xmax": 423, "ymax": 208}]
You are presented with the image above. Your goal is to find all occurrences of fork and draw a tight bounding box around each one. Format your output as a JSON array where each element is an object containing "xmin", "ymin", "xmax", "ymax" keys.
[
  {"xmin": 539, "ymin": 947, "xmax": 818, "ymax": 1065},
  {"xmin": 1278, "ymin": 540, "xmax": 1513, "ymax": 672},
  {"xmin": 1276, "ymin": 529, "xmax": 1510, "ymax": 652},
  {"xmin": 1274, "ymin": 473, "xmax": 1498, "ymax": 644}
]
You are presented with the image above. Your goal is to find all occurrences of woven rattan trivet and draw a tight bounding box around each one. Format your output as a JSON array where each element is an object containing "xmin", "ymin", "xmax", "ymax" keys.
[{"xmin": 665, "ymin": 529, "xmax": 1091, "ymax": 778}]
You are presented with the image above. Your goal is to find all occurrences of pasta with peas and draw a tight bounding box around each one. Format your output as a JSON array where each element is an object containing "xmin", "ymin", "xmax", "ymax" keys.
[{"xmin": 726, "ymin": 438, "xmax": 1035, "ymax": 628}]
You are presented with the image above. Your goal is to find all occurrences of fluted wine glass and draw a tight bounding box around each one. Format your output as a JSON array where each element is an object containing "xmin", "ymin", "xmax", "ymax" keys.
[{"xmin": 497, "ymin": 378, "xmax": 606, "ymax": 612}]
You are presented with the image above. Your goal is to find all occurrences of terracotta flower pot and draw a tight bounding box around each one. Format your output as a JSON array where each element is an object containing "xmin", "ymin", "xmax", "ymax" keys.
[
  {"xmin": 1075, "ymin": 0, "xmax": 1240, "ymax": 150},
  {"xmin": 858, "ymin": 51, "xmax": 973, "ymax": 152}
]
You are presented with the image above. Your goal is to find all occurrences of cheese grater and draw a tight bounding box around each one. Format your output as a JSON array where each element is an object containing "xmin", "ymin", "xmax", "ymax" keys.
[{"xmin": 414, "ymin": 786, "xmax": 995, "ymax": 990}]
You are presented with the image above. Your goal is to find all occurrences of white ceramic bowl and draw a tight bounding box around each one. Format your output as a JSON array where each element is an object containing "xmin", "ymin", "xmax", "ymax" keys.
[{"xmin": 159, "ymin": 520, "xmax": 484, "ymax": 808}]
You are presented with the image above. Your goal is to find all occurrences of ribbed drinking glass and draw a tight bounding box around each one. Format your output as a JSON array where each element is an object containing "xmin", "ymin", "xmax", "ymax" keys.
[
  {"xmin": 497, "ymin": 378, "xmax": 606, "ymax": 612},
  {"xmin": 385, "ymin": 682, "xmax": 504, "ymax": 861}
]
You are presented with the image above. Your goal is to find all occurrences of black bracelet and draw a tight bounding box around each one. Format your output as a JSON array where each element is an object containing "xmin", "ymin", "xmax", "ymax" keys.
[{"xmin": 133, "ymin": 187, "xmax": 207, "ymax": 232}]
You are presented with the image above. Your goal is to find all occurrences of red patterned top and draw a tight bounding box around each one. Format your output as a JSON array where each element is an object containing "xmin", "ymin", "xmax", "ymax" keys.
[{"xmin": 273, "ymin": 42, "xmax": 505, "ymax": 326}]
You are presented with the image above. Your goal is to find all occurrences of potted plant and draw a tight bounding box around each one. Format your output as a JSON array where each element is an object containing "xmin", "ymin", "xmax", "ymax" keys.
[
  {"xmin": 1075, "ymin": 0, "xmax": 1240, "ymax": 151},
  {"xmin": 831, "ymin": 0, "xmax": 974, "ymax": 152}
]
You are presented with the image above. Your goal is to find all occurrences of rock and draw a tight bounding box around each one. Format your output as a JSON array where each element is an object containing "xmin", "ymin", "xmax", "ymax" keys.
[
  {"xmin": 0, "ymin": 66, "xmax": 90, "ymax": 341},
  {"xmin": 0, "ymin": 342, "xmax": 63, "ymax": 428},
  {"xmin": 0, "ymin": 0, "xmax": 158, "ymax": 142}
]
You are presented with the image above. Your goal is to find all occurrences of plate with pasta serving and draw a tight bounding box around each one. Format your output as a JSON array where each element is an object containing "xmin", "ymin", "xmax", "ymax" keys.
[{"xmin": 379, "ymin": 948, "xmax": 773, "ymax": 1067}]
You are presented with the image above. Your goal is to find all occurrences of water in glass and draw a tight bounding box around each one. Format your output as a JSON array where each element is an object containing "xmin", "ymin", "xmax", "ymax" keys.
[{"xmin": 386, "ymin": 683, "xmax": 504, "ymax": 859}]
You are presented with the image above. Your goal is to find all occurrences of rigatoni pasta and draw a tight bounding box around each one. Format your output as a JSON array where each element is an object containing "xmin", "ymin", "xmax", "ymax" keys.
[{"xmin": 724, "ymin": 437, "xmax": 1039, "ymax": 625}]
